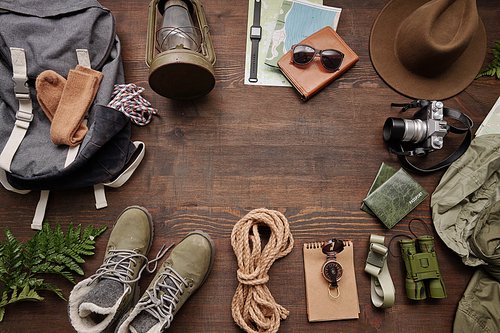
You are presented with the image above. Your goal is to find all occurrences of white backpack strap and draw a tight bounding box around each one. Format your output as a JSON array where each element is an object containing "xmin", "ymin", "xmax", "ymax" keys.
[
  {"xmin": 30, "ymin": 50, "xmax": 92, "ymax": 229},
  {"xmin": 104, "ymin": 141, "xmax": 145, "ymax": 188},
  {"xmin": 31, "ymin": 190, "xmax": 50, "ymax": 230},
  {"xmin": 64, "ymin": 118, "xmax": 87, "ymax": 167},
  {"xmin": 93, "ymin": 183, "xmax": 107, "ymax": 209},
  {"xmin": 0, "ymin": 169, "xmax": 30, "ymax": 194},
  {"xmin": 65, "ymin": 49, "xmax": 91, "ymax": 167},
  {"xmin": 76, "ymin": 49, "xmax": 91, "ymax": 68},
  {"xmin": 0, "ymin": 48, "xmax": 33, "ymax": 172},
  {"xmin": 93, "ymin": 141, "xmax": 146, "ymax": 209}
]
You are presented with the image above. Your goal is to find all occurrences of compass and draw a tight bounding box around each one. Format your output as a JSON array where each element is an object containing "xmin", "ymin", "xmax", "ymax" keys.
[
  {"xmin": 321, "ymin": 239, "xmax": 345, "ymax": 299},
  {"xmin": 322, "ymin": 260, "xmax": 343, "ymax": 284}
]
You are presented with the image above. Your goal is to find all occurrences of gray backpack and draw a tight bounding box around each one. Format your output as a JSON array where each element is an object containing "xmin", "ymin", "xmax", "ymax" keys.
[{"xmin": 0, "ymin": 0, "xmax": 145, "ymax": 229}]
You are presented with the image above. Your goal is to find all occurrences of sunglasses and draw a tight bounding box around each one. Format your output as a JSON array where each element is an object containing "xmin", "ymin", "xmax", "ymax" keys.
[{"xmin": 290, "ymin": 44, "xmax": 344, "ymax": 71}]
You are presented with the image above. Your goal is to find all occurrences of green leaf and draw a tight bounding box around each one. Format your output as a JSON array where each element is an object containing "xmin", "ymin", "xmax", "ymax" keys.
[
  {"xmin": 0, "ymin": 221, "xmax": 106, "ymax": 322},
  {"xmin": 15, "ymin": 284, "xmax": 44, "ymax": 303},
  {"xmin": 0, "ymin": 292, "xmax": 9, "ymax": 307},
  {"xmin": 38, "ymin": 282, "xmax": 65, "ymax": 301},
  {"xmin": 476, "ymin": 40, "xmax": 500, "ymax": 80}
]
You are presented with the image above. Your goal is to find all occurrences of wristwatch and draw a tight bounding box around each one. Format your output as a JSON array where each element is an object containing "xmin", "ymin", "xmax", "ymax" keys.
[
  {"xmin": 321, "ymin": 239, "xmax": 345, "ymax": 298},
  {"xmin": 249, "ymin": 0, "xmax": 262, "ymax": 82}
]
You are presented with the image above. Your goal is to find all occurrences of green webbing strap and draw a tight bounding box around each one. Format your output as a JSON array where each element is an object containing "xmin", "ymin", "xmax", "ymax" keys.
[{"xmin": 364, "ymin": 234, "xmax": 395, "ymax": 308}]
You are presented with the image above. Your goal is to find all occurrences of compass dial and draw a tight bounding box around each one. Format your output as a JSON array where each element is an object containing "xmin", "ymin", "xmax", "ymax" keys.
[{"xmin": 322, "ymin": 260, "xmax": 343, "ymax": 283}]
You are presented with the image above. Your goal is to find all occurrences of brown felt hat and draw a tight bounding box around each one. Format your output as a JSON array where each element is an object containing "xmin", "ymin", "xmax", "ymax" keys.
[{"xmin": 370, "ymin": 0, "xmax": 487, "ymax": 100}]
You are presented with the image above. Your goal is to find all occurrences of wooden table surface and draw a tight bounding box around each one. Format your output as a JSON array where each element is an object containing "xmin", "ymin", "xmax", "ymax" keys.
[{"xmin": 1, "ymin": 0, "xmax": 499, "ymax": 332}]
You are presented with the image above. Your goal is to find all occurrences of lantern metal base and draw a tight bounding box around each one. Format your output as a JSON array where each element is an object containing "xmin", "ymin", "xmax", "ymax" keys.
[{"xmin": 148, "ymin": 49, "xmax": 215, "ymax": 100}]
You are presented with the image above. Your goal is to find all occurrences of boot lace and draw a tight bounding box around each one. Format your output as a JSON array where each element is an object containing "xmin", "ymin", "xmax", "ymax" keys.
[
  {"xmin": 136, "ymin": 266, "xmax": 189, "ymax": 330},
  {"xmin": 87, "ymin": 244, "xmax": 173, "ymax": 294}
]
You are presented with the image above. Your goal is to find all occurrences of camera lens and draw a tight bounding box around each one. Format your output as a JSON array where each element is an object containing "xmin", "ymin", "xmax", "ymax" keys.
[
  {"xmin": 383, "ymin": 117, "xmax": 428, "ymax": 143},
  {"xmin": 383, "ymin": 117, "xmax": 406, "ymax": 141}
]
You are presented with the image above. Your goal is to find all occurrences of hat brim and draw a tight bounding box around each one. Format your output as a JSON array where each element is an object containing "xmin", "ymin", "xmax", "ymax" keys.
[{"xmin": 370, "ymin": 0, "xmax": 487, "ymax": 100}]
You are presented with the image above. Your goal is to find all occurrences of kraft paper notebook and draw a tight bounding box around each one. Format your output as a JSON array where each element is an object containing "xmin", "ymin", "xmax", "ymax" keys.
[
  {"xmin": 278, "ymin": 26, "xmax": 359, "ymax": 101},
  {"xmin": 303, "ymin": 240, "xmax": 359, "ymax": 322}
]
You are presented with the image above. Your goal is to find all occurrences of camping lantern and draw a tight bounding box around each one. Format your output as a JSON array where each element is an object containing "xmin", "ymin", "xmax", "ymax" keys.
[{"xmin": 146, "ymin": 0, "xmax": 216, "ymax": 100}]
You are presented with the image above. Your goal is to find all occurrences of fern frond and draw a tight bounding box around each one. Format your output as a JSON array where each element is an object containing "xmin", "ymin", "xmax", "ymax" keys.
[
  {"xmin": 476, "ymin": 40, "xmax": 500, "ymax": 79},
  {"xmin": 0, "ymin": 228, "xmax": 25, "ymax": 289},
  {"xmin": 0, "ymin": 291, "xmax": 8, "ymax": 307},
  {"xmin": 0, "ymin": 221, "xmax": 106, "ymax": 322},
  {"xmin": 15, "ymin": 284, "xmax": 44, "ymax": 303},
  {"xmin": 37, "ymin": 282, "xmax": 65, "ymax": 301}
]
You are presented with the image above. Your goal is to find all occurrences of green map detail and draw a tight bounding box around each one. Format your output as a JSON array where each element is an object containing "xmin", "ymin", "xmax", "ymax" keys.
[
  {"xmin": 245, "ymin": 0, "xmax": 340, "ymax": 87},
  {"xmin": 265, "ymin": 0, "xmax": 341, "ymax": 68}
]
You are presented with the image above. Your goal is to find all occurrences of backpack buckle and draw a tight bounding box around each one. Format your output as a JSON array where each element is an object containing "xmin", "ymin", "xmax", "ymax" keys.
[{"xmin": 12, "ymin": 75, "xmax": 30, "ymax": 95}]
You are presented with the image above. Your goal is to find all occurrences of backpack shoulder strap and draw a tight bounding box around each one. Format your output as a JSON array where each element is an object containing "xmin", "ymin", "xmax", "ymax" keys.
[
  {"xmin": 0, "ymin": 47, "xmax": 33, "ymax": 172},
  {"xmin": 30, "ymin": 49, "xmax": 92, "ymax": 230}
]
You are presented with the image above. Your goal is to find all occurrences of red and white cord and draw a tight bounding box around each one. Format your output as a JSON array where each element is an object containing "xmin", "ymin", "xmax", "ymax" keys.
[{"xmin": 108, "ymin": 84, "xmax": 157, "ymax": 126}]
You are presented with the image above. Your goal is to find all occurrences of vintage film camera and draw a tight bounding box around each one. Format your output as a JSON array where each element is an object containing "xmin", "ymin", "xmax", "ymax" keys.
[
  {"xmin": 383, "ymin": 101, "xmax": 448, "ymax": 156},
  {"xmin": 382, "ymin": 100, "xmax": 473, "ymax": 173}
]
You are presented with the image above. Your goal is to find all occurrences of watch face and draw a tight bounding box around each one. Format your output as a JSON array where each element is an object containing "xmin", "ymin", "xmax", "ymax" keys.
[
  {"xmin": 251, "ymin": 26, "xmax": 262, "ymax": 39},
  {"xmin": 322, "ymin": 260, "xmax": 343, "ymax": 283}
]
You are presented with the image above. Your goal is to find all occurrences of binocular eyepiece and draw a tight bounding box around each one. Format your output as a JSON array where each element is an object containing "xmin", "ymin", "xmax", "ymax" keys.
[{"xmin": 399, "ymin": 235, "xmax": 447, "ymax": 300}]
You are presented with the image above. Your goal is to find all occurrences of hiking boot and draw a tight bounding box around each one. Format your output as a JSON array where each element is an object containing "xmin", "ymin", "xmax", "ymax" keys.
[
  {"xmin": 68, "ymin": 206, "xmax": 162, "ymax": 333},
  {"xmin": 114, "ymin": 230, "xmax": 215, "ymax": 333}
]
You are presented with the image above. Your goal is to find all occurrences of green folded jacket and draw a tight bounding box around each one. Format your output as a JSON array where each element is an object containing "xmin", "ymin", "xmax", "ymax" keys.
[{"xmin": 363, "ymin": 166, "xmax": 428, "ymax": 228}]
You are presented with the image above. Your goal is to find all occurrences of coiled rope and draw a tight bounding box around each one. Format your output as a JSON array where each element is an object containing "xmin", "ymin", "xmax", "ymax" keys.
[
  {"xmin": 231, "ymin": 208, "xmax": 294, "ymax": 333},
  {"xmin": 107, "ymin": 83, "xmax": 157, "ymax": 126}
]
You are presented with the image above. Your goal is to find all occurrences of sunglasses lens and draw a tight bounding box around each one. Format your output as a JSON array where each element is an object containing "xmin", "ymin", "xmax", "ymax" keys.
[
  {"xmin": 293, "ymin": 45, "xmax": 316, "ymax": 65},
  {"xmin": 321, "ymin": 50, "xmax": 343, "ymax": 70}
]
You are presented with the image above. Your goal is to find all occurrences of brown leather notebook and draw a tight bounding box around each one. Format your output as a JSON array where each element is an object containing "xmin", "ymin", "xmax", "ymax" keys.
[
  {"xmin": 303, "ymin": 240, "xmax": 359, "ymax": 322},
  {"xmin": 278, "ymin": 26, "xmax": 359, "ymax": 101}
]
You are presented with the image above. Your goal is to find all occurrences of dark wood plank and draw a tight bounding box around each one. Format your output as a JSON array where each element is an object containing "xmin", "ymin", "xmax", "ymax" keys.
[{"xmin": 0, "ymin": 0, "xmax": 499, "ymax": 332}]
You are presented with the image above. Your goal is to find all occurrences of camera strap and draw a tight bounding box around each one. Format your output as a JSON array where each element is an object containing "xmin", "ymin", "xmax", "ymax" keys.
[{"xmin": 388, "ymin": 100, "xmax": 473, "ymax": 173}]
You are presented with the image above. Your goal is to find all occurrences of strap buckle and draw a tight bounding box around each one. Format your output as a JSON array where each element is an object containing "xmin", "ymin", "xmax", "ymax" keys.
[
  {"xmin": 15, "ymin": 110, "xmax": 34, "ymax": 126},
  {"xmin": 12, "ymin": 75, "xmax": 29, "ymax": 95},
  {"xmin": 366, "ymin": 243, "xmax": 388, "ymax": 273},
  {"xmin": 365, "ymin": 234, "xmax": 395, "ymax": 308}
]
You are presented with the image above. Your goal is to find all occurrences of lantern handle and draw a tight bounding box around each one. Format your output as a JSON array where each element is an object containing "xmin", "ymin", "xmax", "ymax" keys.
[
  {"xmin": 193, "ymin": 0, "xmax": 216, "ymax": 65},
  {"xmin": 146, "ymin": 0, "xmax": 160, "ymax": 67}
]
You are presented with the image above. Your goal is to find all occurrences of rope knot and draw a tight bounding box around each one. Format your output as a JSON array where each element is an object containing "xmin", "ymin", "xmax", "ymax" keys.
[{"xmin": 237, "ymin": 271, "xmax": 269, "ymax": 285}]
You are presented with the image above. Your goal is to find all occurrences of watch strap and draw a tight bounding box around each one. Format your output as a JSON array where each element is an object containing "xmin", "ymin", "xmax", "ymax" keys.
[
  {"xmin": 249, "ymin": 0, "xmax": 261, "ymax": 82},
  {"xmin": 364, "ymin": 234, "xmax": 395, "ymax": 308},
  {"xmin": 249, "ymin": 39, "xmax": 259, "ymax": 82},
  {"xmin": 252, "ymin": 0, "xmax": 261, "ymax": 26}
]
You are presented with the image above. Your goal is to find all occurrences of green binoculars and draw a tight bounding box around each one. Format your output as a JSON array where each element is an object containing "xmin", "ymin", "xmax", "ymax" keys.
[{"xmin": 399, "ymin": 235, "xmax": 447, "ymax": 300}]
